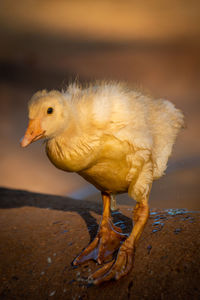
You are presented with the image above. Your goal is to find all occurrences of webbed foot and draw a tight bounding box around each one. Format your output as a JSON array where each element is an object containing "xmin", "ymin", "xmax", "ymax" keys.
[{"xmin": 73, "ymin": 218, "xmax": 127, "ymax": 265}]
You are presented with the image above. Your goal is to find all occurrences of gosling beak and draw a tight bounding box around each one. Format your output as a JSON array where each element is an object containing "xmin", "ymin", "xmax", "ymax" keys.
[{"xmin": 20, "ymin": 119, "xmax": 45, "ymax": 148}]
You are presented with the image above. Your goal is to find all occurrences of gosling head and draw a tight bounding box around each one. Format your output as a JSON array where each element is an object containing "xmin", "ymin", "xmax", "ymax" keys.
[{"xmin": 20, "ymin": 90, "xmax": 70, "ymax": 147}]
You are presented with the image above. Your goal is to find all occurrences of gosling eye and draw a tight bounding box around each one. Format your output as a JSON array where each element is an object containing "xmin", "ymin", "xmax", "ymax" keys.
[{"xmin": 47, "ymin": 107, "xmax": 53, "ymax": 114}]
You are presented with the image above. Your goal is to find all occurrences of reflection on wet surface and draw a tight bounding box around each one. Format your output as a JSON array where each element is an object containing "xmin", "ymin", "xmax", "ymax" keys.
[
  {"xmin": 150, "ymin": 208, "xmax": 198, "ymax": 234},
  {"xmin": 88, "ymin": 208, "xmax": 199, "ymax": 237},
  {"xmin": 112, "ymin": 210, "xmax": 132, "ymax": 233},
  {"xmin": 147, "ymin": 245, "xmax": 152, "ymax": 254}
]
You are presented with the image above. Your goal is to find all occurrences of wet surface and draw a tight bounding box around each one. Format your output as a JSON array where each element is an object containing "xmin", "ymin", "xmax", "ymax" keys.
[
  {"xmin": 112, "ymin": 210, "xmax": 132, "ymax": 233},
  {"xmin": 149, "ymin": 209, "xmax": 199, "ymax": 234}
]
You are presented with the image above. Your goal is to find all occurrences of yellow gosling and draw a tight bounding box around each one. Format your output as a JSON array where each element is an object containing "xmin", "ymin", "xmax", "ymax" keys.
[{"xmin": 21, "ymin": 81, "xmax": 184, "ymax": 284}]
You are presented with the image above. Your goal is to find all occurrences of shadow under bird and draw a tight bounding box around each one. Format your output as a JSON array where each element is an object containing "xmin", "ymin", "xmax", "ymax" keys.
[{"xmin": 20, "ymin": 81, "xmax": 184, "ymax": 284}]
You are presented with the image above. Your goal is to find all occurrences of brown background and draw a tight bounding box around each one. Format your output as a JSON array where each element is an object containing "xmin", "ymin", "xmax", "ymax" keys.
[{"xmin": 0, "ymin": 0, "xmax": 199, "ymax": 209}]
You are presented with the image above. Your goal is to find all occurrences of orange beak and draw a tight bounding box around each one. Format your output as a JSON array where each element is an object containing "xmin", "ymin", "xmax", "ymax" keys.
[{"xmin": 20, "ymin": 119, "xmax": 45, "ymax": 148}]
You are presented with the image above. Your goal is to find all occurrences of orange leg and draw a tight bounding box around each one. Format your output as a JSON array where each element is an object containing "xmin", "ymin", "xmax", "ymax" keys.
[
  {"xmin": 89, "ymin": 154, "xmax": 153, "ymax": 284},
  {"xmin": 73, "ymin": 192, "xmax": 127, "ymax": 266},
  {"xmin": 90, "ymin": 198, "xmax": 149, "ymax": 284}
]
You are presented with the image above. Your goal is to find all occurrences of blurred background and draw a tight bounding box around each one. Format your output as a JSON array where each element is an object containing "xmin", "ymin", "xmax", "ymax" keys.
[{"xmin": 0, "ymin": 0, "xmax": 199, "ymax": 208}]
